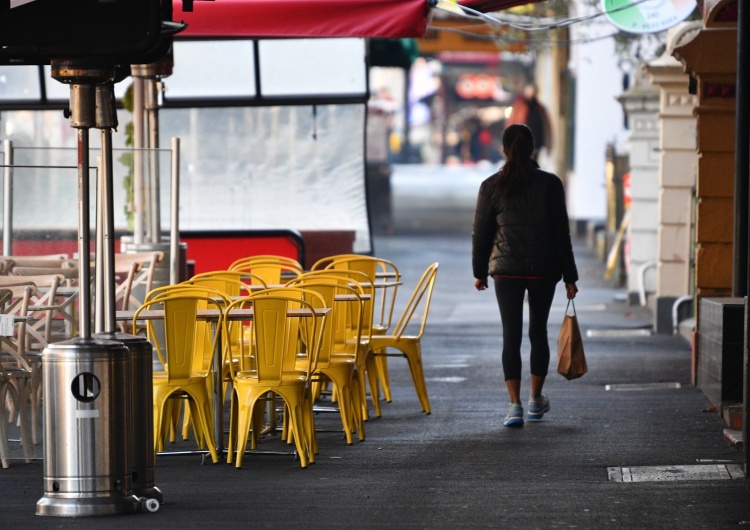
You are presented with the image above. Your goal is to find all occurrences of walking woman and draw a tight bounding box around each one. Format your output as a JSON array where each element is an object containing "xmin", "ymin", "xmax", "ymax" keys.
[{"xmin": 472, "ymin": 124, "xmax": 578, "ymax": 427}]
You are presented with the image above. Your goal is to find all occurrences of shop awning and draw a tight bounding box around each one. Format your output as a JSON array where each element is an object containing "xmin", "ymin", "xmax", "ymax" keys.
[
  {"xmin": 173, "ymin": 0, "xmax": 432, "ymax": 38},
  {"xmin": 172, "ymin": 0, "xmax": 543, "ymax": 39}
]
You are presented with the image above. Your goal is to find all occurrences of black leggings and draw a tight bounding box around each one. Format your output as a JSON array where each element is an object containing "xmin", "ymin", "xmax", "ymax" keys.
[{"xmin": 493, "ymin": 276, "xmax": 558, "ymax": 381}]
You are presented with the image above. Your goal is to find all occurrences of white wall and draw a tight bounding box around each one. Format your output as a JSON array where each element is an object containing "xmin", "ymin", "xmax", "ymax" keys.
[{"xmin": 567, "ymin": 3, "xmax": 626, "ymax": 224}]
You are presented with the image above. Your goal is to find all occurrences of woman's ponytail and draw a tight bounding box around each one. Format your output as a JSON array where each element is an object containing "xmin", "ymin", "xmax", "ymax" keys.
[{"xmin": 494, "ymin": 124, "xmax": 535, "ymax": 196}]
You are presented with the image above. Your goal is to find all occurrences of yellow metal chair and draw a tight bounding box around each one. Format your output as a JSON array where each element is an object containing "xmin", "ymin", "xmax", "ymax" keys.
[
  {"xmin": 181, "ymin": 272, "xmax": 266, "ymax": 441},
  {"xmin": 312, "ymin": 253, "xmax": 400, "ymax": 332},
  {"xmin": 225, "ymin": 288, "xmax": 325, "ymax": 469},
  {"xmin": 313, "ymin": 255, "xmax": 401, "ymax": 412},
  {"xmin": 229, "ymin": 255, "xmax": 304, "ymax": 285},
  {"xmin": 366, "ymin": 262, "xmax": 439, "ymax": 415},
  {"xmin": 285, "ymin": 276, "xmax": 366, "ymax": 444},
  {"xmin": 229, "ymin": 254, "xmax": 303, "ymax": 273},
  {"xmin": 292, "ymin": 269, "xmax": 376, "ymax": 419},
  {"xmin": 186, "ymin": 270, "xmax": 265, "ymax": 295},
  {"xmin": 133, "ymin": 289, "xmax": 225, "ymax": 464},
  {"xmin": 141, "ymin": 283, "xmax": 232, "ymax": 448}
]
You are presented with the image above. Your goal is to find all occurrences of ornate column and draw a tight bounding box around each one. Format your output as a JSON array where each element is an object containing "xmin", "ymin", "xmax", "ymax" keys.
[
  {"xmin": 617, "ymin": 67, "xmax": 660, "ymax": 306},
  {"xmin": 644, "ymin": 22, "xmax": 701, "ymax": 334}
]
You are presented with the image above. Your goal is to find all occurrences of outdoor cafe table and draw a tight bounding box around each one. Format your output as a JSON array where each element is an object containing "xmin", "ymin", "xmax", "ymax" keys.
[{"xmin": 115, "ymin": 306, "xmax": 330, "ymax": 458}]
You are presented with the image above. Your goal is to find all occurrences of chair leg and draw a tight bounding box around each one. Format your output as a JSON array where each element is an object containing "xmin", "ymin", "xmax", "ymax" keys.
[
  {"xmin": 29, "ymin": 362, "xmax": 43, "ymax": 445},
  {"xmin": 288, "ymin": 401, "xmax": 309, "ymax": 468},
  {"xmin": 356, "ymin": 361, "xmax": 370, "ymax": 422},
  {"xmin": 0, "ymin": 384, "xmax": 11, "ymax": 468},
  {"xmin": 15, "ymin": 379, "xmax": 34, "ymax": 463},
  {"xmin": 233, "ymin": 395, "xmax": 255, "ymax": 469},
  {"xmin": 188, "ymin": 398, "xmax": 218, "ymax": 464},
  {"xmin": 336, "ymin": 381, "xmax": 354, "ymax": 445},
  {"xmin": 226, "ymin": 390, "xmax": 238, "ymax": 465},
  {"xmin": 350, "ymin": 372, "xmax": 365, "ymax": 441},
  {"xmin": 365, "ymin": 352, "xmax": 382, "ymax": 418},
  {"xmin": 321, "ymin": 367, "xmax": 355, "ymax": 445},
  {"xmin": 181, "ymin": 403, "xmax": 192, "ymax": 442},
  {"xmin": 374, "ymin": 352, "xmax": 392, "ymax": 403},
  {"xmin": 400, "ymin": 342, "xmax": 431, "ymax": 414},
  {"xmin": 303, "ymin": 391, "xmax": 318, "ymax": 462}
]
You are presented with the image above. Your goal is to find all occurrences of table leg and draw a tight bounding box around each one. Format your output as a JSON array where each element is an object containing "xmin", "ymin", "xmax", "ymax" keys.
[{"xmin": 212, "ymin": 323, "xmax": 224, "ymax": 456}]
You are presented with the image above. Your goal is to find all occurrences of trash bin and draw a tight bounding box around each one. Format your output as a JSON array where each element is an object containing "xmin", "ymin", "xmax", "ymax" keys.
[
  {"xmin": 36, "ymin": 337, "xmax": 141, "ymax": 517},
  {"xmin": 94, "ymin": 331, "xmax": 162, "ymax": 507}
]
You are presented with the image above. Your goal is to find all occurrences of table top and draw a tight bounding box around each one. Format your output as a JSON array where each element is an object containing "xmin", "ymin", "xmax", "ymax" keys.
[{"xmin": 116, "ymin": 307, "xmax": 330, "ymax": 322}]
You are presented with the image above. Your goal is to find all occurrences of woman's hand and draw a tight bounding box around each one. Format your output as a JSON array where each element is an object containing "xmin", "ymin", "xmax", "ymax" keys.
[
  {"xmin": 565, "ymin": 282, "xmax": 578, "ymax": 299},
  {"xmin": 475, "ymin": 278, "xmax": 488, "ymax": 291}
]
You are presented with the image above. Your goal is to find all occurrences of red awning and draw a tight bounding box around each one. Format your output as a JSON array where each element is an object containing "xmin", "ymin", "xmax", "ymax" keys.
[
  {"xmin": 172, "ymin": 0, "xmax": 542, "ymax": 39},
  {"xmin": 173, "ymin": 0, "xmax": 432, "ymax": 39}
]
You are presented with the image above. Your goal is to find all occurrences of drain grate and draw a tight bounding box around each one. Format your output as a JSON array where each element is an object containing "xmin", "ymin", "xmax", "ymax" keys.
[
  {"xmin": 605, "ymin": 382, "xmax": 681, "ymax": 391},
  {"xmin": 587, "ymin": 328, "xmax": 652, "ymax": 338},
  {"xmin": 425, "ymin": 376, "xmax": 466, "ymax": 383},
  {"xmin": 608, "ymin": 464, "xmax": 745, "ymax": 482}
]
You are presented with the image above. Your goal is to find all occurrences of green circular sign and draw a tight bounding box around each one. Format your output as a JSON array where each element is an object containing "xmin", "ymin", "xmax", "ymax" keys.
[{"xmin": 602, "ymin": 0, "xmax": 697, "ymax": 34}]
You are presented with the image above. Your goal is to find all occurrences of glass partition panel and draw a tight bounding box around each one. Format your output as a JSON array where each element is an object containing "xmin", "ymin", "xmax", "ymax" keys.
[
  {"xmin": 0, "ymin": 147, "xmax": 92, "ymax": 256},
  {"xmin": 160, "ymin": 103, "xmax": 370, "ymax": 253},
  {"xmin": 0, "ymin": 145, "xmax": 173, "ymax": 256}
]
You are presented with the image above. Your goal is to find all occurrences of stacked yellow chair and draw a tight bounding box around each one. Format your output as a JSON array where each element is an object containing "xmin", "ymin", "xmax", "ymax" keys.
[
  {"xmin": 285, "ymin": 274, "xmax": 366, "ymax": 444},
  {"xmin": 312, "ymin": 255, "xmax": 401, "ymax": 417},
  {"xmin": 229, "ymin": 255, "xmax": 304, "ymax": 285},
  {"xmin": 133, "ymin": 288, "xmax": 227, "ymax": 463},
  {"xmin": 293, "ymin": 268, "xmax": 375, "ymax": 421},
  {"xmin": 225, "ymin": 288, "xmax": 326, "ymax": 469}
]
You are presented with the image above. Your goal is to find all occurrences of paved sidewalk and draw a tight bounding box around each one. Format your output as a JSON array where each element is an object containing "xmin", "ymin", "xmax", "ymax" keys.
[
  {"xmin": 3, "ymin": 231, "xmax": 750, "ymax": 528},
  {"xmin": 1, "ymin": 160, "xmax": 748, "ymax": 528}
]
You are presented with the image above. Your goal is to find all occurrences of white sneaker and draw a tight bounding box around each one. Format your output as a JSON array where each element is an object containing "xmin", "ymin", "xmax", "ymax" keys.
[
  {"xmin": 527, "ymin": 394, "xmax": 550, "ymax": 420},
  {"xmin": 504, "ymin": 402, "xmax": 524, "ymax": 427}
]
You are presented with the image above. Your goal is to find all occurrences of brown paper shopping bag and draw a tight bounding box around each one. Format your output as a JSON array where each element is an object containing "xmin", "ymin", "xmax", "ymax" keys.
[{"xmin": 557, "ymin": 299, "xmax": 587, "ymax": 380}]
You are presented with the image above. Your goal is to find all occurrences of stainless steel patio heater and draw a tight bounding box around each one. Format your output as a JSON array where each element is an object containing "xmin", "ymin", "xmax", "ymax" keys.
[{"xmin": 36, "ymin": 63, "xmax": 141, "ymax": 517}]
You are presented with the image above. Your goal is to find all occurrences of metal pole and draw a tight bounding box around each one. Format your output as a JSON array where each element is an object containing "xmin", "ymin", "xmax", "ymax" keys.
[
  {"xmin": 77, "ymin": 126, "xmax": 92, "ymax": 340},
  {"xmin": 96, "ymin": 82, "xmax": 118, "ymax": 333},
  {"xmin": 95, "ymin": 155, "xmax": 104, "ymax": 334},
  {"xmin": 133, "ymin": 77, "xmax": 145, "ymax": 246},
  {"xmin": 3, "ymin": 139, "xmax": 13, "ymax": 256},
  {"xmin": 736, "ymin": 4, "xmax": 750, "ymax": 298},
  {"xmin": 170, "ymin": 137, "xmax": 180, "ymax": 285},
  {"xmin": 738, "ymin": 0, "xmax": 750, "ymax": 479},
  {"xmin": 100, "ymin": 128, "xmax": 116, "ymax": 332},
  {"xmin": 146, "ymin": 78, "xmax": 161, "ymax": 244}
]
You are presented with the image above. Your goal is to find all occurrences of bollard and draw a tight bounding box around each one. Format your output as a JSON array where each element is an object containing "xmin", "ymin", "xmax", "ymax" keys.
[{"xmin": 36, "ymin": 338, "xmax": 140, "ymax": 517}]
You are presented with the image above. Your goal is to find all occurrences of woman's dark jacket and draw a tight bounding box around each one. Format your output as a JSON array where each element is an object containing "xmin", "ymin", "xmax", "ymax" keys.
[{"xmin": 472, "ymin": 166, "xmax": 578, "ymax": 284}]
